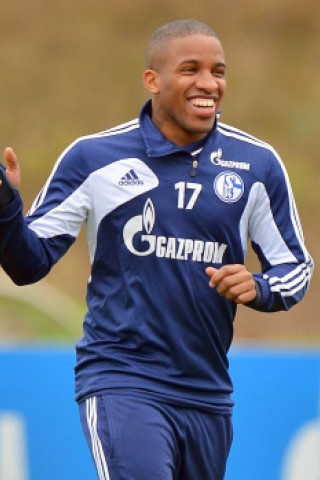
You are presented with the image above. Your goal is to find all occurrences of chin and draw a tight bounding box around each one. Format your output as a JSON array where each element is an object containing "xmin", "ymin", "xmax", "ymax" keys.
[{"xmin": 192, "ymin": 124, "xmax": 214, "ymax": 135}]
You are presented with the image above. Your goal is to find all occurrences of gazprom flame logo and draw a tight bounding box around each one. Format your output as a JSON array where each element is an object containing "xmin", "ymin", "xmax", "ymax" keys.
[
  {"xmin": 123, "ymin": 198, "xmax": 156, "ymax": 256},
  {"xmin": 143, "ymin": 198, "xmax": 155, "ymax": 234},
  {"xmin": 123, "ymin": 198, "xmax": 227, "ymax": 264}
]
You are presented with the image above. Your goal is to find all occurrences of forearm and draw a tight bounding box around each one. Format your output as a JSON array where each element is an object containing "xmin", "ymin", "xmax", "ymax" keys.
[
  {"xmin": 246, "ymin": 261, "xmax": 314, "ymax": 312},
  {"xmin": 0, "ymin": 193, "xmax": 54, "ymax": 285}
]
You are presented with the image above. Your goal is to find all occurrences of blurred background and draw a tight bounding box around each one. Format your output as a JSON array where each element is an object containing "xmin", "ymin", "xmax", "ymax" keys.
[
  {"xmin": 0, "ymin": 0, "xmax": 319, "ymax": 479},
  {"xmin": 1, "ymin": 0, "xmax": 319, "ymax": 343}
]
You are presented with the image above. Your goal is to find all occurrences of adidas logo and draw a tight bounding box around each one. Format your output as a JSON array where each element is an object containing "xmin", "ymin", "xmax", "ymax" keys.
[{"xmin": 119, "ymin": 169, "xmax": 144, "ymax": 186}]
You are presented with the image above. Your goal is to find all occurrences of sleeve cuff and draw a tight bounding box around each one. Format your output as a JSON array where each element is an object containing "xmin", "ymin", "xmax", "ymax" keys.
[
  {"xmin": 244, "ymin": 280, "xmax": 262, "ymax": 309},
  {"xmin": 0, "ymin": 190, "xmax": 23, "ymax": 221}
]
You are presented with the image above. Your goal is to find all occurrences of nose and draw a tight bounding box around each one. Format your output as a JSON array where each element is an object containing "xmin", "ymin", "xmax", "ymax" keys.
[{"xmin": 195, "ymin": 70, "xmax": 218, "ymax": 93}]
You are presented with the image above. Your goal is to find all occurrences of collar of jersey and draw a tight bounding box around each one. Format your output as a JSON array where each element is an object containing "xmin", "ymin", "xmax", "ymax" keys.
[{"xmin": 140, "ymin": 100, "xmax": 217, "ymax": 158}]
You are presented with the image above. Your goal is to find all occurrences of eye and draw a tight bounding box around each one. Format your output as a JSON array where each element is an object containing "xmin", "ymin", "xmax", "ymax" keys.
[
  {"xmin": 179, "ymin": 62, "xmax": 198, "ymax": 74},
  {"xmin": 181, "ymin": 66, "xmax": 197, "ymax": 74},
  {"xmin": 213, "ymin": 68, "xmax": 226, "ymax": 78}
]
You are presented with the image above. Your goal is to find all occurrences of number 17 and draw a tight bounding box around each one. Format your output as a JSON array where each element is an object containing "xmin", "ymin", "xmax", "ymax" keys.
[{"xmin": 175, "ymin": 182, "xmax": 202, "ymax": 210}]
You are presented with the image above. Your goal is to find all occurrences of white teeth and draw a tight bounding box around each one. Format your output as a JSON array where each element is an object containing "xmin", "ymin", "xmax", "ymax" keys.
[{"xmin": 192, "ymin": 99, "xmax": 214, "ymax": 108}]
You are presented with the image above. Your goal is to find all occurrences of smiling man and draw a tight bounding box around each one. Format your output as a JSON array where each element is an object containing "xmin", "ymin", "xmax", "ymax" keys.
[
  {"xmin": 144, "ymin": 26, "xmax": 226, "ymax": 145},
  {"xmin": 0, "ymin": 19, "xmax": 313, "ymax": 480}
]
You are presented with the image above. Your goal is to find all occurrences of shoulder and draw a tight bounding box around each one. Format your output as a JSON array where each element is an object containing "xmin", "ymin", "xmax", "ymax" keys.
[
  {"xmin": 49, "ymin": 117, "xmax": 141, "ymax": 181},
  {"xmin": 216, "ymin": 121, "xmax": 286, "ymax": 174},
  {"xmin": 217, "ymin": 121, "xmax": 276, "ymax": 153},
  {"xmin": 61, "ymin": 117, "xmax": 141, "ymax": 163},
  {"xmin": 74, "ymin": 117, "xmax": 141, "ymax": 149}
]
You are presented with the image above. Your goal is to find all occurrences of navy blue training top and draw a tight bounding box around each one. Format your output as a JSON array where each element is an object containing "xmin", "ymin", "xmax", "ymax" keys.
[{"xmin": 0, "ymin": 101, "xmax": 313, "ymax": 411}]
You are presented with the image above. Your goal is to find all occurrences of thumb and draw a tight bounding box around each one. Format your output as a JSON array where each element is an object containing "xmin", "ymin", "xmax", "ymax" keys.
[
  {"xmin": 3, "ymin": 147, "xmax": 20, "ymax": 188},
  {"xmin": 205, "ymin": 266, "xmax": 217, "ymax": 277},
  {"xmin": 4, "ymin": 147, "xmax": 18, "ymax": 169},
  {"xmin": 205, "ymin": 266, "xmax": 219, "ymax": 288}
]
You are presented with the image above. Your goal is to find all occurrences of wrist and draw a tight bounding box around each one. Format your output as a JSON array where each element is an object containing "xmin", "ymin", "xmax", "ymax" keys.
[{"xmin": 0, "ymin": 164, "xmax": 15, "ymax": 208}]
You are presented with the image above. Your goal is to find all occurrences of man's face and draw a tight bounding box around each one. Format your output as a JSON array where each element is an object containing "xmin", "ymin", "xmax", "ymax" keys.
[{"xmin": 144, "ymin": 34, "xmax": 226, "ymax": 146}]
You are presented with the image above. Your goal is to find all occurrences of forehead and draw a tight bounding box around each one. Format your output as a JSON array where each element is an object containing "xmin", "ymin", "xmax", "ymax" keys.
[{"xmin": 153, "ymin": 34, "xmax": 225, "ymax": 69}]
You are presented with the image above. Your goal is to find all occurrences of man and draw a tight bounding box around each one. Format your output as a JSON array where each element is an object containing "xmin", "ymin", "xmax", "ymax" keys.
[{"xmin": 0, "ymin": 19, "xmax": 313, "ymax": 480}]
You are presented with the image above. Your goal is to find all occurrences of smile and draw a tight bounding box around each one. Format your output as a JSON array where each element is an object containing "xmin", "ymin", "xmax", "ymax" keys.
[{"xmin": 191, "ymin": 98, "xmax": 215, "ymax": 108}]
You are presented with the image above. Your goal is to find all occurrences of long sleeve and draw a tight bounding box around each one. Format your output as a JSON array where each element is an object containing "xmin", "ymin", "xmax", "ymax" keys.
[
  {"xmin": 244, "ymin": 149, "xmax": 313, "ymax": 312},
  {"xmin": 0, "ymin": 140, "xmax": 90, "ymax": 285}
]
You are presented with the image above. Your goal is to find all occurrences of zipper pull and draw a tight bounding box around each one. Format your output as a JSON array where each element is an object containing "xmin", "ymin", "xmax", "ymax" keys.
[{"xmin": 190, "ymin": 159, "xmax": 198, "ymax": 177}]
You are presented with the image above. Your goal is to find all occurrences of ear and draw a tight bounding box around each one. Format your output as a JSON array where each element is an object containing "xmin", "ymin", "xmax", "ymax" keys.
[{"xmin": 143, "ymin": 69, "xmax": 161, "ymax": 95}]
